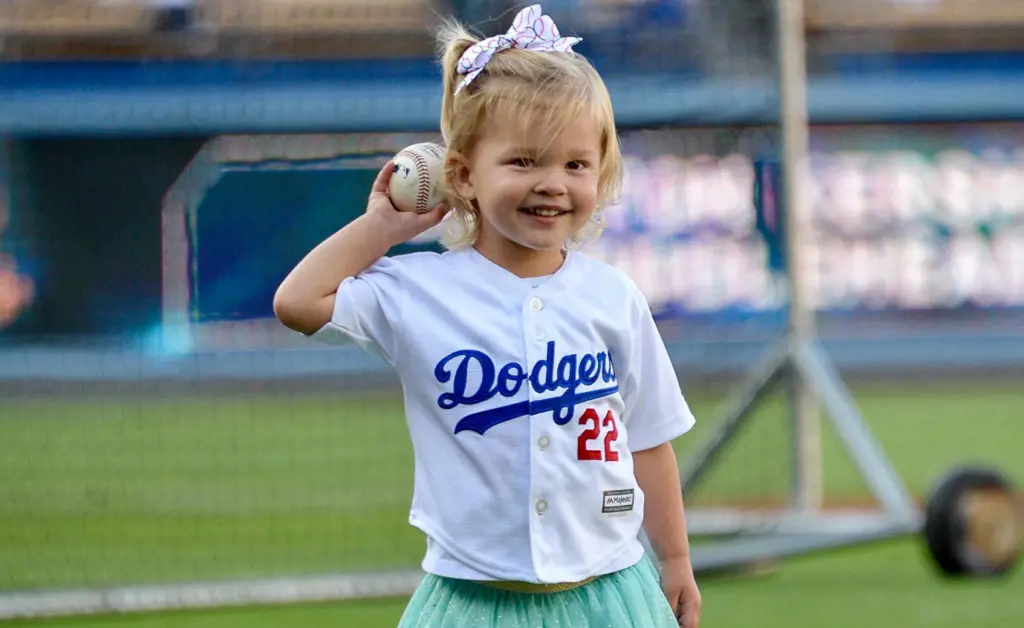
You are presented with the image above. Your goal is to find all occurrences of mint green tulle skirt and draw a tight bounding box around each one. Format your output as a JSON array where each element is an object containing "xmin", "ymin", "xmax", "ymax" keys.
[{"xmin": 398, "ymin": 555, "xmax": 678, "ymax": 628}]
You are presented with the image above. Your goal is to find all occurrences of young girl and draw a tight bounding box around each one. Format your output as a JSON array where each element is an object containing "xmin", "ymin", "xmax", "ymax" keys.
[{"xmin": 274, "ymin": 5, "xmax": 702, "ymax": 626}]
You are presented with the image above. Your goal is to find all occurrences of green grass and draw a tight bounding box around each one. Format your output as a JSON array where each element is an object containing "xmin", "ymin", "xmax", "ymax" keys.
[
  {"xmin": 1, "ymin": 380, "xmax": 1022, "ymax": 626},
  {"xmin": 0, "ymin": 395, "xmax": 420, "ymax": 589},
  {"xmin": 6, "ymin": 539, "xmax": 1023, "ymax": 628}
]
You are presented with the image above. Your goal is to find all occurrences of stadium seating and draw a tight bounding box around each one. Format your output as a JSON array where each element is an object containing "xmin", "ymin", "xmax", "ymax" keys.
[
  {"xmin": 214, "ymin": 0, "xmax": 438, "ymax": 57},
  {"xmin": 3, "ymin": 0, "xmax": 1024, "ymax": 62},
  {"xmin": 806, "ymin": 0, "xmax": 1024, "ymax": 29},
  {"xmin": 0, "ymin": 0, "xmax": 156, "ymax": 37},
  {"xmin": 217, "ymin": 0, "xmax": 431, "ymax": 34},
  {"xmin": 0, "ymin": 0, "xmax": 197, "ymax": 59},
  {"xmin": 0, "ymin": 0, "xmax": 441, "ymax": 59},
  {"xmin": 805, "ymin": 0, "xmax": 1024, "ymax": 53}
]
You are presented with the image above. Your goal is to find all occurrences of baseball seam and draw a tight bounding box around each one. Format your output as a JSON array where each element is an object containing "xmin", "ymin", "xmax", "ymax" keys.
[{"xmin": 398, "ymin": 149, "xmax": 432, "ymax": 213}]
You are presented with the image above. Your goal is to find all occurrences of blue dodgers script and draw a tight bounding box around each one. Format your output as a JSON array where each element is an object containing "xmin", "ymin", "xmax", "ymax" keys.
[{"xmin": 434, "ymin": 341, "xmax": 620, "ymax": 435}]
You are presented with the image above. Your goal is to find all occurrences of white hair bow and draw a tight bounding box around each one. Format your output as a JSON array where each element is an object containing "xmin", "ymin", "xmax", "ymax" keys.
[{"xmin": 455, "ymin": 4, "xmax": 582, "ymax": 94}]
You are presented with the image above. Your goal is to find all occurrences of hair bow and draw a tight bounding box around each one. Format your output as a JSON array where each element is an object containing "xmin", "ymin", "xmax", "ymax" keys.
[{"xmin": 455, "ymin": 4, "xmax": 582, "ymax": 94}]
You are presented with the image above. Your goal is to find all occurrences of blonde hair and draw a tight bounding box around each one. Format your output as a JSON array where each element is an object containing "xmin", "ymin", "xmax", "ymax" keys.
[{"xmin": 435, "ymin": 17, "xmax": 623, "ymax": 250}]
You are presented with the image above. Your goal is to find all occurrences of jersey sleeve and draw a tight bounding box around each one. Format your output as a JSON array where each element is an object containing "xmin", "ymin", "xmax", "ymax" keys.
[
  {"xmin": 619, "ymin": 286, "xmax": 696, "ymax": 452},
  {"xmin": 309, "ymin": 256, "xmax": 406, "ymax": 365}
]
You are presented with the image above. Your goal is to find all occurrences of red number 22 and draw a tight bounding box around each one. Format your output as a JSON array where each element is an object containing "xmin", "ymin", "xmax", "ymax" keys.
[{"xmin": 577, "ymin": 408, "xmax": 619, "ymax": 462}]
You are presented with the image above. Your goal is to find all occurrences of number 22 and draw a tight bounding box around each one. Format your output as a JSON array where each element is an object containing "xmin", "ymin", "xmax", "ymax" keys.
[{"xmin": 577, "ymin": 408, "xmax": 619, "ymax": 462}]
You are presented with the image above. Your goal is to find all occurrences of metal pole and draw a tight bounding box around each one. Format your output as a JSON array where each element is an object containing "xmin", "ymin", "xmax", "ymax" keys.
[{"xmin": 776, "ymin": 0, "xmax": 822, "ymax": 512}]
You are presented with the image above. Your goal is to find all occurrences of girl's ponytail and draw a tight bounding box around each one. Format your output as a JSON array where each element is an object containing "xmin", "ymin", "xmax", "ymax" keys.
[{"xmin": 437, "ymin": 20, "xmax": 478, "ymax": 142}]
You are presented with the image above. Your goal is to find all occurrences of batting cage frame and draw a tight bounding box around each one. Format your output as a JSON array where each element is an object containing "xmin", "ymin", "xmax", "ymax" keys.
[{"xmin": 673, "ymin": 0, "xmax": 922, "ymax": 572}]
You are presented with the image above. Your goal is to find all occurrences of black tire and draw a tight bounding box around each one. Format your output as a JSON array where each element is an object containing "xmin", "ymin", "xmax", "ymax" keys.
[{"xmin": 923, "ymin": 465, "xmax": 1021, "ymax": 578}]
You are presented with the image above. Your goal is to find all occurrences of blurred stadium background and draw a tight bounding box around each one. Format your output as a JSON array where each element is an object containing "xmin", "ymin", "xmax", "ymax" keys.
[{"xmin": 0, "ymin": 0, "xmax": 1022, "ymax": 626}]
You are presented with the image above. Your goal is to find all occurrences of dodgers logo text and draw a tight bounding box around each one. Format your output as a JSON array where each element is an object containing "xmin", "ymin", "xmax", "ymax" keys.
[{"xmin": 434, "ymin": 341, "xmax": 619, "ymax": 435}]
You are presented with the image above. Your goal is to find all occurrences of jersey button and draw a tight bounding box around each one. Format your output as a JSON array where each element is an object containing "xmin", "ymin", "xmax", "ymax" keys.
[
  {"xmin": 538, "ymin": 436, "xmax": 550, "ymax": 450},
  {"xmin": 529, "ymin": 297, "xmax": 543, "ymax": 312},
  {"xmin": 536, "ymin": 499, "xmax": 548, "ymax": 515},
  {"xmin": 535, "ymin": 329, "xmax": 546, "ymax": 341}
]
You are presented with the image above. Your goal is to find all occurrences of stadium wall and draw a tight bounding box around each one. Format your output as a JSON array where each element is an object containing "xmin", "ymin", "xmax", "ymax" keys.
[
  {"xmin": 3, "ymin": 60, "xmax": 1024, "ymax": 134},
  {"xmin": 0, "ymin": 61, "xmax": 1022, "ymax": 381}
]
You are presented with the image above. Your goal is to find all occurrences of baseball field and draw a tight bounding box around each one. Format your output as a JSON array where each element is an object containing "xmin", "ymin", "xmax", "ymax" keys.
[{"xmin": 1, "ymin": 377, "xmax": 1021, "ymax": 627}]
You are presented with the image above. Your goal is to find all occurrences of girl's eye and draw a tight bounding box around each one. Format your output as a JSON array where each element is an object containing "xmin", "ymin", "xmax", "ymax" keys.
[
  {"xmin": 510, "ymin": 157, "xmax": 534, "ymax": 167},
  {"xmin": 567, "ymin": 160, "xmax": 588, "ymax": 171}
]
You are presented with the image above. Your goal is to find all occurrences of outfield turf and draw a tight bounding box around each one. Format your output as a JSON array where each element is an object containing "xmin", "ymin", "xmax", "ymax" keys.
[
  {"xmin": 5, "ymin": 539, "xmax": 1024, "ymax": 628},
  {"xmin": 1, "ymin": 379, "xmax": 1021, "ymax": 626}
]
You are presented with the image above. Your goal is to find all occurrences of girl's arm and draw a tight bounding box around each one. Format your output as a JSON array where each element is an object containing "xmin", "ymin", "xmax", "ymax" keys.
[
  {"xmin": 273, "ymin": 163, "xmax": 447, "ymax": 335},
  {"xmin": 634, "ymin": 442, "xmax": 702, "ymax": 626},
  {"xmin": 634, "ymin": 442, "xmax": 692, "ymax": 566}
]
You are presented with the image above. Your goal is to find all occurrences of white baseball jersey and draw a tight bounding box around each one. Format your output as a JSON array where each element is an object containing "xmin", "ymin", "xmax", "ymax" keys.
[{"xmin": 312, "ymin": 246, "xmax": 695, "ymax": 584}]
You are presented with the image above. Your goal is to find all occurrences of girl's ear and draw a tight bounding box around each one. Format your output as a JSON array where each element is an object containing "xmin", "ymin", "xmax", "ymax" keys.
[{"xmin": 447, "ymin": 152, "xmax": 476, "ymax": 202}]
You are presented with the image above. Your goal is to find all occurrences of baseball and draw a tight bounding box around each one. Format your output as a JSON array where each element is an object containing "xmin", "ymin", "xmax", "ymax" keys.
[{"xmin": 389, "ymin": 142, "xmax": 447, "ymax": 213}]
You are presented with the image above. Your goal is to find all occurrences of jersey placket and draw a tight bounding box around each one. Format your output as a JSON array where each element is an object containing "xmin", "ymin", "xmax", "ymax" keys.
[{"xmin": 523, "ymin": 287, "xmax": 555, "ymax": 579}]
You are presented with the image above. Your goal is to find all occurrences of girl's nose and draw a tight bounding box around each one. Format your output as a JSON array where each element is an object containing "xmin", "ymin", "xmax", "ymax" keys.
[{"xmin": 533, "ymin": 168, "xmax": 569, "ymax": 195}]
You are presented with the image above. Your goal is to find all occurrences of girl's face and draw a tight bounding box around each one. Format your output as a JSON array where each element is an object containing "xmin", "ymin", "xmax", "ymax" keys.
[{"xmin": 451, "ymin": 111, "xmax": 602, "ymax": 276}]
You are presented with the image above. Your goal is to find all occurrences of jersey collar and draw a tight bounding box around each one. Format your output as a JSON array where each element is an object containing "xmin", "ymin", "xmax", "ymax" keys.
[{"xmin": 459, "ymin": 246, "xmax": 585, "ymax": 296}]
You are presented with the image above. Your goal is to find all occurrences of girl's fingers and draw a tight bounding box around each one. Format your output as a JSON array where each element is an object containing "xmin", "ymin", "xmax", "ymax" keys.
[
  {"xmin": 422, "ymin": 202, "xmax": 450, "ymax": 224},
  {"xmin": 371, "ymin": 161, "xmax": 396, "ymax": 195}
]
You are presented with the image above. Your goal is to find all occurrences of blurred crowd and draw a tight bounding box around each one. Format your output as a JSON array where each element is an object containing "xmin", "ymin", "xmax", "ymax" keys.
[{"xmin": 0, "ymin": 0, "xmax": 1021, "ymax": 62}]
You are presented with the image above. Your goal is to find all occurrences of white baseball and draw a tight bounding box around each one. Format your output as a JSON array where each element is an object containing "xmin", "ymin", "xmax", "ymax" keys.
[{"xmin": 389, "ymin": 142, "xmax": 447, "ymax": 213}]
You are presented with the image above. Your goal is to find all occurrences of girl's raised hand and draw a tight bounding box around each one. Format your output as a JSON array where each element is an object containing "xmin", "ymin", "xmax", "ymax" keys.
[{"xmin": 365, "ymin": 161, "xmax": 449, "ymax": 247}]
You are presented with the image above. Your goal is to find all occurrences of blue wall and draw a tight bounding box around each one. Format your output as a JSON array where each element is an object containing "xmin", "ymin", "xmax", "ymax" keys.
[{"xmin": 2, "ymin": 53, "xmax": 1024, "ymax": 135}]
